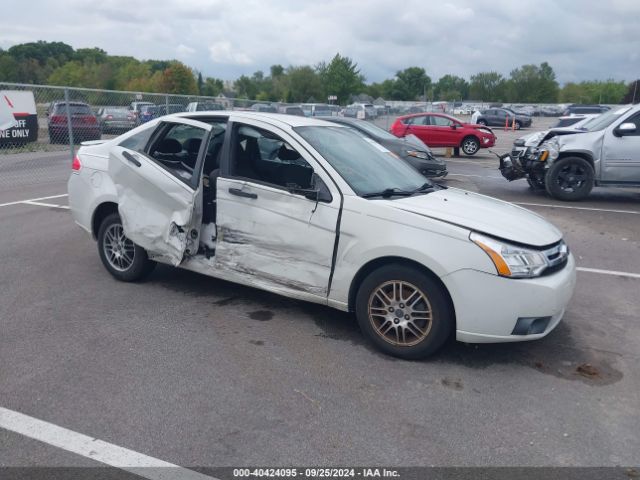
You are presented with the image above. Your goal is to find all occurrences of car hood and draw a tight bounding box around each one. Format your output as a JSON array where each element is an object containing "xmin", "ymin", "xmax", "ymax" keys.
[
  {"xmin": 403, "ymin": 134, "xmax": 432, "ymax": 153},
  {"xmin": 379, "ymin": 188, "xmax": 562, "ymax": 247}
]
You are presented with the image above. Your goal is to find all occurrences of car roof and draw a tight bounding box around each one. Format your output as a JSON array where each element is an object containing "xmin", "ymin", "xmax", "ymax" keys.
[{"xmin": 173, "ymin": 111, "xmax": 343, "ymax": 128}]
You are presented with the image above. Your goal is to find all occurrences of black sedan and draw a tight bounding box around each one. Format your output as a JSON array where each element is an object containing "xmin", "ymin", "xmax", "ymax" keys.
[{"xmin": 320, "ymin": 117, "xmax": 447, "ymax": 178}]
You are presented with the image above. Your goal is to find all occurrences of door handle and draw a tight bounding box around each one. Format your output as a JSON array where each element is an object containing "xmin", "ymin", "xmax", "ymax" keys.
[
  {"xmin": 229, "ymin": 187, "xmax": 258, "ymax": 199},
  {"xmin": 123, "ymin": 151, "xmax": 141, "ymax": 167}
]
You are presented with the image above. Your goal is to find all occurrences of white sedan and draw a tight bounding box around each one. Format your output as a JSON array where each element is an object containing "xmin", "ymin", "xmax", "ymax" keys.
[{"xmin": 68, "ymin": 112, "xmax": 576, "ymax": 359}]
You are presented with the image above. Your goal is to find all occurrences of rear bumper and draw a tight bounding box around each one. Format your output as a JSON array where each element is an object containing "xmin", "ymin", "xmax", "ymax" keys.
[{"xmin": 441, "ymin": 254, "xmax": 576, "ymax": 343}]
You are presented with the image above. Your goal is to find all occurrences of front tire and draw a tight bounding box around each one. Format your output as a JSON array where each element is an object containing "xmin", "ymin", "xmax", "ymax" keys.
[
  {"xmin": 461, "ymin": 136, "xmax": 480, "ymax": 156},
  {"xmin": 515, "ymin": 121, "xmax": 522, "ymax": 130},
  {"xmin": 355, "ymin": 264, "xmax": 453, "ymax": 359},
  {"xmin": 545, "ymin": 157, "xmax": 594, "ymax": 201},
  {"xmin": 526, "ymin": 174, "xmax": 546, "ymax": 190},
  {"xmin": 97, "ymin": 213, "xmax": 156, "ymax": 281}
]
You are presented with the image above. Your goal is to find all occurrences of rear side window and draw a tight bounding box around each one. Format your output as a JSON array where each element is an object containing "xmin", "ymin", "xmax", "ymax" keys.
[{"xmin": 119, "ymin": 125, "xmax": 156, "ymax": 152}]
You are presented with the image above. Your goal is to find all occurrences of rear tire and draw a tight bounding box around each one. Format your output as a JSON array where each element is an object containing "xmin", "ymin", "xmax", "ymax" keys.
[
  {"xmin": 355, "ymin": 264, "xmax": 453, "ymax": 359},
  {"xmin": 97, "ymin": 213, "xmax": 156, "ymax": 281},
  {"xmin": 545, "ymin": 157, "xmax": 594, "ymax": 201},
  {"xmin": 461, "ymin": 136, "xmax": 480, "ymax": 156}
]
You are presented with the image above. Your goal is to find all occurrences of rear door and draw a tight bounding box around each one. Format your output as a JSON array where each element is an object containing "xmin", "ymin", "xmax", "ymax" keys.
[
  {"xmin": 108, "ymin": 118, "xmax": 212, "ymax": 265},
  {"xmin": 601, "ymin": 112, "xmax": 640, "ymax": 183},
  {"xmin": 404, "ymin": 115, "xmax": 432, "ymax": 145}
]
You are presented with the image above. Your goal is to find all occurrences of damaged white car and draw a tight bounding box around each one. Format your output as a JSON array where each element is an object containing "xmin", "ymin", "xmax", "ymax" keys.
[{"xmin": 68, "ymin": 112, "xmax": 576, "ymax": 359}]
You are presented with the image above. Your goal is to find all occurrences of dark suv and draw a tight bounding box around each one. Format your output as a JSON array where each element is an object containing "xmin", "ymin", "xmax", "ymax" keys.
[
  {"xmin": 562, "ymin": 104, "xmax": 610, "ymax": 116},
  {"xmin": 47, "ymin": 101, "xmax": 101, "ymax": 143},
  {"xmin": 476, "ymin": 108, "xmax": 532, "ymax": 129}
]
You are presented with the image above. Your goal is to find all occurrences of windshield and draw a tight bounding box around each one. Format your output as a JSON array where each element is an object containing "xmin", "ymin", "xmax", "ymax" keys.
[
  {"xmin": 349, "ymin": 120, "xmax": 398, "ymax": 140},
  {"xmin": 295, "ymin": 126, "xmax": 431, "ymax": 196},
  {"xmin": 583, "ymin": 106, "xmax": 632, "ymax": 132}
]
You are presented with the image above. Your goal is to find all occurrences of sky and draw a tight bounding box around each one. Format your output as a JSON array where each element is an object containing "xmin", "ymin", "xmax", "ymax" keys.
[{"xmin": 1, "ymin": 0, "xmax": 638, "ymax": 84}]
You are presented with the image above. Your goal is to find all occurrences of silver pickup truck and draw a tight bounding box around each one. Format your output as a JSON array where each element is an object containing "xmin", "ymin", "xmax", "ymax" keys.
[{"xmin": 499, "ymin": 104, "xmax": 640, "ymax": 201}]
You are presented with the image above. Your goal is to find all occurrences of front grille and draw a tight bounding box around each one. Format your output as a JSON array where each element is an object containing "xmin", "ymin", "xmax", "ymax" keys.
[{"xmin": 541, "ymin": 240, "xmax": 569, "ymax": 276}]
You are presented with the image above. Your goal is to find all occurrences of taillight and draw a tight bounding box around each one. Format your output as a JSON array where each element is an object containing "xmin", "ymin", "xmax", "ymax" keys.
[
  {"xmin": 86, "ymin": 116, "xmax": 97, "ymax": 124},
  {"xmin": 72, "ymin": 155, "xmax": 82, "ymax": 171},
  {"xmin": 106, "ymin": 115, "xmax": 113, "ymax": 120},
  {"xmin": 50, "ymin": 115, "xmax": 66, "ymax": 124}
]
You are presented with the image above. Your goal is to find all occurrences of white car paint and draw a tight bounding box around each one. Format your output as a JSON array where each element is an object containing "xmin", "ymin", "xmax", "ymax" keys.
[{"xmin": 68, "ymin": 112, "xmax": 576, "ymax": 345}]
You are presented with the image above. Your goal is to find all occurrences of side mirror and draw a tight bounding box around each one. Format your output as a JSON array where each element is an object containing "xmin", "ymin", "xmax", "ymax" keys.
[
  {"xmin": 614, "ymin": 122, "xmax": 636, "ymax": 137},
  {"xmin": 450, "ymin": 124, "xmax": 457, "ymax": 129}
]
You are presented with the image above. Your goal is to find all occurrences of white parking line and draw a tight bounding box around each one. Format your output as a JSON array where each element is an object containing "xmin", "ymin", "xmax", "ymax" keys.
[
  {"xmin": 21, "ymin": 201, "xmax": 70, "ymax": 210},
  {"xmin": 577, "ymin": 267, "xmax": 640, "ymax": 279},
  {"xmin": 0, "ymin": 406, "xmax": 217, "ymax": 480},
  {"xmin": 515, "ymin": 202, "xmax": 640, "ymax": 215},
  {"xmin": 0, "ymin": 194, "xmax": 68, "ymax": 208}
]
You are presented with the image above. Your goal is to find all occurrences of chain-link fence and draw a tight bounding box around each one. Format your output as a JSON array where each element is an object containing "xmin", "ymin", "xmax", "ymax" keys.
[{"xmin": 0, "ymin": 81, "xmax": 573, "ymax": 189}]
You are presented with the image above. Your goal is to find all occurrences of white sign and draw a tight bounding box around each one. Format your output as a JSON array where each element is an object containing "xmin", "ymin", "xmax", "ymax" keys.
[
  {"xmin": 0, "ymin": 91, "xmax": 38, "ymax": 144},
  {"xmin": 0, "ymin": 94, "xmax": 18, "ymax": 131}
]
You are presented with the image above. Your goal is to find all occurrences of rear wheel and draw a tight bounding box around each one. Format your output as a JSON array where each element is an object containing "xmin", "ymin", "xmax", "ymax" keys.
[
  {"xmin": 545, "ymin": 157, "xmax": 594, "ymax": 201},
  {"xmin": 461, "ymin": 136, "xmax": 480, "ymax": 156},
  {"xmin": 97, "ymin": 213, "xmax": 156, "ymax": 281},
  {"xmin": 355, "ymin": 264, "xmax": 453, "ymax": 359}
]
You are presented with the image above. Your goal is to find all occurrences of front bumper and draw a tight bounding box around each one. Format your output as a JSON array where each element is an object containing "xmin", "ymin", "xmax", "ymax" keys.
[{"xmin": 442, "ymin": 253, "xmax": 576, "ymax": 343}]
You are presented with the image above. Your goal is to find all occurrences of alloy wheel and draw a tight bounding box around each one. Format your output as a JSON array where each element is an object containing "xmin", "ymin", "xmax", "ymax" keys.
[
  {"xmin": 368, "ymin": 280, "xmax": 433, "ymax": 347},
  {"xmin": 103, "ymin": 223, "xmax": 135, "ymax": 272}
]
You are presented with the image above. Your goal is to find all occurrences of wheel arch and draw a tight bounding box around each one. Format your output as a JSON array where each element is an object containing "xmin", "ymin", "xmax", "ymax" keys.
[
  {"xmin": 555, "ymin": 151, "xmax": 595, "ymax": 168},
  {"xmin": 91, "ymin": 202, "xmax": 119, "ymax": 239},
  {"xmin": 347, "ymin": 256, "xmax": 456, "ymax": 324}
]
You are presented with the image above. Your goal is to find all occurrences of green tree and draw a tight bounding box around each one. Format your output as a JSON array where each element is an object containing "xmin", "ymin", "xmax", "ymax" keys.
[
  {"xmin": 318, "ymin": 54, "xmax": 365, "ymax": 104},
  {"xmin": 285, "ymin": 65, "xmax": 323, "ymax": 102},
  {"xmin": 157, "ymin": 62, "xmax": 198, "ymax": 94},
  {"xmin": 202, "ymin": 77, "xmax": 224, "ymax": 97},
  {"xmin": 469, "ymin": 72, "xmax": 506, "ymax": 101},
  {"xmin": 434, "ymin": 74, "xmax": 469, "ymax": 100},
  {"xmin": 394, "ymin": 67, "xmax": 431, "ymax": 100},
  {"xmin": 623, "ymin": 80, "xmax": 640, "ymax": 104},
  {"xmin": 508, "ymin": 62, "xmax": 558, "ymax": 102}
]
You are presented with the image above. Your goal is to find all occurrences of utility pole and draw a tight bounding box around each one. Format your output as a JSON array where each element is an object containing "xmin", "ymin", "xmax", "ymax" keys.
[{"xmin": 633, "ymin": 80, "xmax": 638, "ymax": 104}]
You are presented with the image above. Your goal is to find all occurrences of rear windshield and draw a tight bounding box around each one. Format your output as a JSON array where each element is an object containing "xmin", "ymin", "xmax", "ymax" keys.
[{"xmin": 54, "ymin": 104, "xmax": 92, "ymax": 115}]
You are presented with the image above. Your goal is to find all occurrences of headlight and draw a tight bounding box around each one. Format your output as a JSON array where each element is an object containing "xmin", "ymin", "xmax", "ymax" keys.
[
  {"xmin": 540, "ymin": 138, "xmax": 560, "ymax": 160},
  {"xmin": 405, "ymin": 150, "xmax": 429, "ymax": 160},
  {"xmin": 470, "ymin": 232, "xmax": 549, "ymax": 278}
]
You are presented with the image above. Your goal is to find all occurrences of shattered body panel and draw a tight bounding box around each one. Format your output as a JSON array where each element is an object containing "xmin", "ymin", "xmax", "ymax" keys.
[
  {"xmin": 108, "ymin": 146, "xmax": 199, "ymax": 266},
  {"xmin": 215, "ymin": 177, "xmax": 340, "ymax": 300}
]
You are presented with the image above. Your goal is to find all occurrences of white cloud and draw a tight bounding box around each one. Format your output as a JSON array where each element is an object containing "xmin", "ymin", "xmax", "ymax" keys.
[
  {"xmin": 209, "ymin": 41, "xmax": 252, "ymax": 65},
  {"xmin": 1, "ymin": 0, "xmax": 639, "ymax": 83},
  {"xmin": 176, "ymin": 44, "xmax": 195, "ymax": 58}
]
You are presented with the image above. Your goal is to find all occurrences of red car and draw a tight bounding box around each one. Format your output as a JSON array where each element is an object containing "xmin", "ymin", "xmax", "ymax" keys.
[{"xmin": 390, "ymin": 113, "xmax": 496, "ymax": 156}]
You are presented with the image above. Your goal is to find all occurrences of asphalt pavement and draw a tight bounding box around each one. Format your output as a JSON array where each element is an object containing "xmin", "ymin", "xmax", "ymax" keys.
[{"xmin": 0, "ymin": 118, "xmax": 639, "ymax": 474}]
